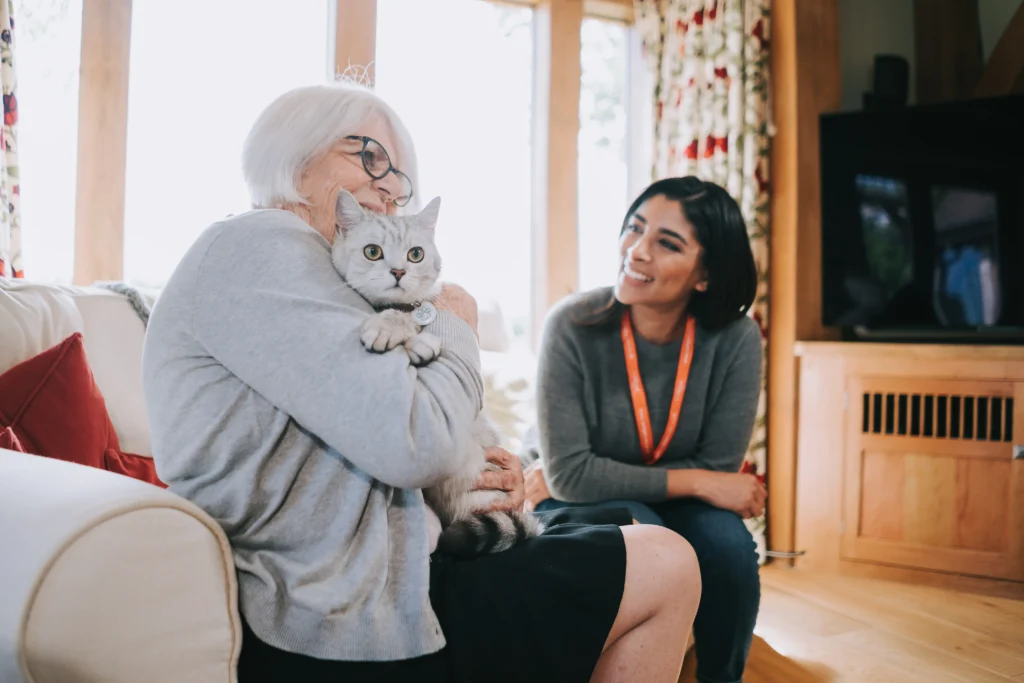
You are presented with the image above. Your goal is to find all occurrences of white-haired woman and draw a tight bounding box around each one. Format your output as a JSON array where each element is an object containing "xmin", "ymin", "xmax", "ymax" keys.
[{"xmin": 142, "ymin": 80, "xmax": 700, "ymax": 683}]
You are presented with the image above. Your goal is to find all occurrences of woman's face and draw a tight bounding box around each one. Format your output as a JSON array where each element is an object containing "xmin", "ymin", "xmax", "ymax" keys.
[
  {"xmin": 295, "ymin": 117, "xmax": 409, "ymax": 240},
  {"xmin": 614, "ymin": 194, "xmax": 708, "ymax": 309}
]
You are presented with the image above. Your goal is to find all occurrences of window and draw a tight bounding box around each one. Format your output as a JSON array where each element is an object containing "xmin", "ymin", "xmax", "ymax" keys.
[
  {"xmin": 15, "ymin": 0, "xmax": 83, "ymax": 283},
  {"xmin": 122, "ymin": 0, "xmax": 331, "ymax": 288},
  {"xmin": 577, "ymin": 17, "xmax": 630, "ymax": 293},
  {"xmin": 375, "ymin": 0, "xmax": 534, "ymax": 346}
]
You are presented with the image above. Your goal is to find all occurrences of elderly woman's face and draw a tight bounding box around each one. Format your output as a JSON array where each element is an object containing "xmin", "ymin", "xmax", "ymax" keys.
[{"xmin": 299, "ymin": 117, "xmax": 408, "ymax": 220}]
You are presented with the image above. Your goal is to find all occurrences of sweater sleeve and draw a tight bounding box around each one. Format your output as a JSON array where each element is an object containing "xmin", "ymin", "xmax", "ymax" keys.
[
  {"xmin": 190, "ymin": 216, "xmax": 484, "ymax": 490},
  {"xmin": 680, "ymin": 317, "xmax": 763, "ymax": 473},
  {"xmin": 536, "ymin": 308, "xmax": 668, "ymax": 504}
]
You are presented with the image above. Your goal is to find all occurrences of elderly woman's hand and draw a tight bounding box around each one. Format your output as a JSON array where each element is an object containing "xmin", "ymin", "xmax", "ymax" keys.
[
  {"xmin": 472, "ymin": 446, "xmax": 525, "ymax": 512},
  {"xmin": 433, "ymin": 283, "xmax": 478, "ymax": 333}
]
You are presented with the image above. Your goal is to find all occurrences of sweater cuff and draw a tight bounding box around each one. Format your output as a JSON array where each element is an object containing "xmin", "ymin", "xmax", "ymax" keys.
[{"xmin": 630, "ymin": 467, "xmax": 669, "ymax": 503}]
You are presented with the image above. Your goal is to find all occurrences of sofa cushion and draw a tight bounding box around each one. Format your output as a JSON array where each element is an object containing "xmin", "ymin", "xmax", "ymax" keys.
[
  {"xmin": 0, "ymin": 279, "xmax": 84, "ymax": 376},
  {"xmin": 0, "ymin": 332, "xmax": 117, "ymax": 469},
  {"xmin": 73, "ymin": 290, "xmax": 152, "ymax": 455},
  {"xmin": 0, "ymin": 280, "xmax": 152, "ymax": 455}
]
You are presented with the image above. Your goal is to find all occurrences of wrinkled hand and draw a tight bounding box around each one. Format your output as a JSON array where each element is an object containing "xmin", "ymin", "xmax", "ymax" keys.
[
  {"xmin": 472, "ymin": 447, "xmax": 525, "ymax": 512},
  {"xmin": 695, "ymin": 471, "xmax": 766, "ymax": 519},
  {"xmin": 433, "ymin": 283, "xmax": 478, "ymax": 334},
  {"xmin": 523, "ymin": 460, "xmax": 551, "ymax": 512}
]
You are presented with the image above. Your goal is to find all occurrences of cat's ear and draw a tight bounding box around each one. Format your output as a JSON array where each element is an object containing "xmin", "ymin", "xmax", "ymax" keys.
[
  {"xmin": 335, "ymin": 189, "xmax": 366, "ymax": 234},
  {"xmin": 416, "ymin": 197, "xmax": 442, "ymax": 232}
]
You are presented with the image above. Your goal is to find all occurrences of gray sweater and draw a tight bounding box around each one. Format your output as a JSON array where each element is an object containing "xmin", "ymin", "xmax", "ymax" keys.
[
  {"xmin": 535, "ymin": 288, "xmax": 763, "ymax": 503},
  {"xmin": 141, "ymin": 210, "xmax": 484, "ymax": 661}
]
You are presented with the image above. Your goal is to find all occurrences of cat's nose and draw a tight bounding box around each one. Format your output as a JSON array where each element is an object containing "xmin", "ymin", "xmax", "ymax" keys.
[{"xmin": 390, "ymin": 268, "xmax": 406, "ymax": 282}]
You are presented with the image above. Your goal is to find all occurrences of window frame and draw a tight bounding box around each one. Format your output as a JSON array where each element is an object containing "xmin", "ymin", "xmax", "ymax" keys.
[{"xmin": 71, "ymin": 0, "xmax": 636, "ymax": 349}]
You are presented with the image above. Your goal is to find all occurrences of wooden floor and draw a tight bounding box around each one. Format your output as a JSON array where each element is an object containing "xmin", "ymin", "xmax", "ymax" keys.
[{"xmin": 679, "ymin": 565, "xmax": 1024, "ymax": 683}]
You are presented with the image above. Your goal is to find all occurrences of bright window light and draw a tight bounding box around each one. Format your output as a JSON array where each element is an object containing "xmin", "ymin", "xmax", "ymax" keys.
[
  {"xmin": 122, "ymin": 0, "xmax": 331, "ymax": 288},
  {"xmin": 14, "ymin": 0, "xmax": 83, "ymax": 283},
  {"xmin": 375, "ymin": 0, "xmax": 534, "ymax": 344}
]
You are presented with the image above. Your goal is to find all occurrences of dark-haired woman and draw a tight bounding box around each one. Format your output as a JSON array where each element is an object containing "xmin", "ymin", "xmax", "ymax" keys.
[{"xmin": 525, "ymin": 176, "xmax": 765, "ymax": 683}]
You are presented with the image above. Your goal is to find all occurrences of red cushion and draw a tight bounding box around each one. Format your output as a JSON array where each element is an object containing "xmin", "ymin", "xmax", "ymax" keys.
[
  {"xmin": 0, "ymin": 333, "xmax": 116, "ymax": 469},
  {"xmin": 0, "ymin": 333, "xmax": 166, "ymax": 488},
  {"xmin": 104, "ymin": 448, "xmax": 167, "ymax": 489}
]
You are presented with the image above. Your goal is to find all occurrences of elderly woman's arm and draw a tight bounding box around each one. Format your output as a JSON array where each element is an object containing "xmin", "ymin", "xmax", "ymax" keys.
[{"xmin": 189, "ymin": 215, "xmax": 483, "ymax": 490}]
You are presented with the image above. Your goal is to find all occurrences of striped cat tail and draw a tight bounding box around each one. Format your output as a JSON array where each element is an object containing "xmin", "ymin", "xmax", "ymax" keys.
[{"xmin": 436, "ymin": 510, "xmax": 545, "ymax": 559}]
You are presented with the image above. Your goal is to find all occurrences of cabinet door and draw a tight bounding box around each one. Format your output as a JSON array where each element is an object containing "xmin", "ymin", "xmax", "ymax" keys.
[{"xmin": 841, "ymin": 377, "xmax": 1024, "ymax": 581}]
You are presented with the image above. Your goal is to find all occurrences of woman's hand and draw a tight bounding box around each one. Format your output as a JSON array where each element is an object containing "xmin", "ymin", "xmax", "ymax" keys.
[
  {"xmin": 433, "ymin": 283, "xmax": 478, "ymax": 333},
  {"xmin": 472, "ymin": 447, "xmax": 525, "ymax": 512},
  {"xmin": 689, "ymin": 470, "xmax": 766, "ymax": 519},
  {"xmin": 523, "ymin": 460, "xmax": 551, "ymax": 512}
]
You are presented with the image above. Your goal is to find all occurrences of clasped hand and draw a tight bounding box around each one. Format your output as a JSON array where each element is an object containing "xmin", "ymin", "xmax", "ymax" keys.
[{"xmin": 472, "ymin": 446, "xmax": 526, "ymax": 512}]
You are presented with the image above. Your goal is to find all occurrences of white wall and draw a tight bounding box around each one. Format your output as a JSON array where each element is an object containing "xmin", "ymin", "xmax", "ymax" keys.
[{"xmin": 838, "ymin": 0, "xmax": 1022, "ymax": 112}]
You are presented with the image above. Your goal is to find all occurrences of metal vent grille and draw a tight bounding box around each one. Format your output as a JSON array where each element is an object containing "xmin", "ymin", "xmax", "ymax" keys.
[{"xmin": 861, "ymin": 391, "xmax": 1014, "ymax": 442}]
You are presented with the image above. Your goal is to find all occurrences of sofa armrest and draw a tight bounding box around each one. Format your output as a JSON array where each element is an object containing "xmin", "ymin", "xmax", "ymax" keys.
[{"xmin": 0, "ymin": 450, "xmax": 240, "ymax": 683}]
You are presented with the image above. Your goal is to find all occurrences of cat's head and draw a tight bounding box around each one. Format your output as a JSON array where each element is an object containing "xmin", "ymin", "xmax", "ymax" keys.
[{"xmin": 331, "ymin": 190, "xmax": 443, "ymax": 307}]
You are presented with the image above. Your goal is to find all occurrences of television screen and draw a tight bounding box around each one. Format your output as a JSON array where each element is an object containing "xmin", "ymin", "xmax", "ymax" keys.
[
  {"xmin": 930, "ymin": 186, "xmax": 1000, "ymax": 327},
  {"xmin": 819, "ymin": 94, "xmax": 1024, "ymax": 339}
]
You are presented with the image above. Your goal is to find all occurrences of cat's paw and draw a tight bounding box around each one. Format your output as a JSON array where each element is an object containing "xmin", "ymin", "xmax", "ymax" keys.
[
  {"xmin": 405, "ymin": 332, "xmax": 441, "ymax": 365},
  {"xmin": 361, "ymin": 310, "xmax": 418, "ymax": 353}
]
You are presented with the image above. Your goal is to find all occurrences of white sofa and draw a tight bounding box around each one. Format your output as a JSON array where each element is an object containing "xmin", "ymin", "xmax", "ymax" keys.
[
  {"xmin": 0, "ymin": 279, "xmax": 536, "ymax": 683},
  {"xmin": 0, "ymin": 280, "xmax": 241, "ymax": 683}
]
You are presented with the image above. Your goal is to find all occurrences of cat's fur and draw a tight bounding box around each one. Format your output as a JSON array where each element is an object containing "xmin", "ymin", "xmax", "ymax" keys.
[{"xmin": 331, "ymin": 190, "xmax": 544, "ymax": 558}]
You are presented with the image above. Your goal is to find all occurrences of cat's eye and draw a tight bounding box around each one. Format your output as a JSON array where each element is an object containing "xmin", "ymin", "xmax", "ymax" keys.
[
  {"xmin": 363, "ymin": 244, "xmax": 383, "ymax": 261},
  {"xmin": 407, "ymin": 247, "xmax": 425, "ymax": 263}
]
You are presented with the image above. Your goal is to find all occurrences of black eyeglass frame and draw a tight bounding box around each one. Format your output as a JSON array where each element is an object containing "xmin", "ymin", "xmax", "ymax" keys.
[{"xmin": 343, "ymin": 135, "xmax": 414, "ymax": 207}]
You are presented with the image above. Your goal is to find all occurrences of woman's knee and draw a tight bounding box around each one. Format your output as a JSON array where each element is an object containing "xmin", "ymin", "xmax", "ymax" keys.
[{"xmin": 622, "ymin": 524, "xmax": 701, "ymax": 599}]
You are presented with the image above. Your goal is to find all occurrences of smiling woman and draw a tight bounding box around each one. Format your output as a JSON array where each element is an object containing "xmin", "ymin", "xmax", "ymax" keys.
[{"xmin": 527, "ymin": 176, "xmax": 766, "ymax": 683}]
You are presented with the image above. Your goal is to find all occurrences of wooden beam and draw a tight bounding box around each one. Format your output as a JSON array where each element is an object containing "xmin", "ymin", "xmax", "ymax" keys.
[
  {"xmin": 584, "ymin": 0, "xmax": 634, "ymax": 23},
  {"xmin": 334, "ymin": 0, "xmax": 377, "ymax": 82},
  {"xmin": 530, "ymin": 0, "xmax": 583, "ymax": 347},
  {"xmin": 500, "ymin": 0, "xmax": 633, "ymax": 22},
  {"xmin": 913, "ymin": 0, "xmax": 983, "ymax": 103},
  {"xmin": 975, "ymin": 0, "xmax": 1024, "ymax": 97},
  {"xmin": 73, "ymin": 0, "xmax": 132, "ymax": 285},
  {"xmin": 767, "ymin": 0, "xmax": 842, "ymax": 562}
]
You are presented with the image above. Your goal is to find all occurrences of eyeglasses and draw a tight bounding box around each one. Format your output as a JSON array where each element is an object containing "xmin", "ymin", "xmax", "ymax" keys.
[{"xmin": 343, "ymin": 135, "xmax": 414, "ymax": 207}]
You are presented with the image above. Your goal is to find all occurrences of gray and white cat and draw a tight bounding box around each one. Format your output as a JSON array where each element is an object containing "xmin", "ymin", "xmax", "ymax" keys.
[{"xmin": 331, "ymin": 190, "xmax": 544, "ymax": 558}]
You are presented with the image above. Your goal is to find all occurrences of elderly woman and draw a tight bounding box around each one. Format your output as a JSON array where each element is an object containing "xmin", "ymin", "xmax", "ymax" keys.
[{"xmin": 141, "ymin": 81, "xmax": 701, "ymax": 683}]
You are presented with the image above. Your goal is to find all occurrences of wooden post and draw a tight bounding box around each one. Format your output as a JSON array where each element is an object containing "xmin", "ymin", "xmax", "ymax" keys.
[
  {"xmin": 768, "ymin": 0, "xmax": 842, "ymax": 562},
  {"xmin": 73, "ymin": 0, "xmax": 132, "ymax": 285},
  {"xmin": 913, "ymin": 0, "xmax": 983, "ymax": 103},
  {"xmin": 530, "ymin": 0, "xmax": 583, "ymax": 348},
  {"xmin": 334, "ymin": 0, "xmax": 377, "ymax": 82}
]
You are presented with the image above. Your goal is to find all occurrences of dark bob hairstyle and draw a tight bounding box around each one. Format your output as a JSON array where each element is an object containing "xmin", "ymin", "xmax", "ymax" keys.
[{"xmin": 577, "ymin": 176, "xmax": 758, "ymax": 332}]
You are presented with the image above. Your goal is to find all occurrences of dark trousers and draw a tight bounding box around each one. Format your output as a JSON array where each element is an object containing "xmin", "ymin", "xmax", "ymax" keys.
[{"xmin": 535, "ymin": 497, "xmax": 760, "ymax": 683}]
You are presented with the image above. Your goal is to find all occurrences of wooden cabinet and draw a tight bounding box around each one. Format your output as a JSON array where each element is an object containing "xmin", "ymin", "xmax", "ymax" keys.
[{"xmin": 792, "ymin": 342, "xmax": 1024, "ymax": 594}]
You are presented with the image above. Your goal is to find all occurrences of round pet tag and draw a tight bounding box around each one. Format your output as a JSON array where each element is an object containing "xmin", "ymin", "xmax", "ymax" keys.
[{"xmin": 413, "ymin": 301, "xmax": 437, "ymax": 326}]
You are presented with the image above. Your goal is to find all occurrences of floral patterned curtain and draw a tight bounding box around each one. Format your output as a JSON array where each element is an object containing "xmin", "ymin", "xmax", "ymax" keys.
[
  {"xmin": 634, "ymin": 0, "xmax": 771, "ymax": 563},
  {"xmin": 0, "ymin": 0, "xmax": 19, "ymax": 279}
]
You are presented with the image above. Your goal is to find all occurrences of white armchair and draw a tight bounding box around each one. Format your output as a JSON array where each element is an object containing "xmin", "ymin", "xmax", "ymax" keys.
[{"xmin": 0, "ymin": 281, "xmax": 240, "ymax": 683}]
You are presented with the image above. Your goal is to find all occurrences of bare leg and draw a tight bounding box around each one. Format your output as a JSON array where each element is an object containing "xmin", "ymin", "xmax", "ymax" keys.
[{"xmin": 591, "ymin": 525, "xmax": 700, "ymax": 683}]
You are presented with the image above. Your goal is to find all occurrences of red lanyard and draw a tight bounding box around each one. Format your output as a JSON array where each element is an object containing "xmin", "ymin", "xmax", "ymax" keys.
[{"xmin": 620, "ymin": 310, "xmax": 696, "ymax": 465}]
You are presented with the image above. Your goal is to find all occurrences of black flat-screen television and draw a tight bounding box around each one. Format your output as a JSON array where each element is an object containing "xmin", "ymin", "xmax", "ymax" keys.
[{"xmin": 819, "ymin": 94, "xmax": 1024, "ymax": 342}]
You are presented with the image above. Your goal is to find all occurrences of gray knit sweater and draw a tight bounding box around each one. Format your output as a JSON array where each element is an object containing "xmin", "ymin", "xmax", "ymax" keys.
[
  {"xmin": 141, "ymin": 209, "xmax": 483, "ymax": 661},
  {"xmin": 535, "ymin": 288, "xmax": 763, "ymax": 503}
]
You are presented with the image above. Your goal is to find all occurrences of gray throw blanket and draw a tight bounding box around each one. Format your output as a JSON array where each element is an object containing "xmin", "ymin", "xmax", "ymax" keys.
[{"xmin": 95, "ymin": 282, "xmax": 154, "ymax": 328}]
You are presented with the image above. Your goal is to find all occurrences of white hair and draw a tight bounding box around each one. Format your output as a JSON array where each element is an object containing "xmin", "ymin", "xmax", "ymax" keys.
[{"xmin": 241, "ymin": 78, "xmax": 420, "ymax": 212}]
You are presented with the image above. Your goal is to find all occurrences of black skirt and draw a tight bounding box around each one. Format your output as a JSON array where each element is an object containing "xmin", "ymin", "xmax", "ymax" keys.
[{"xmin": 237, "ymin": 505, "xmax": 631, "ymax": 683}]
